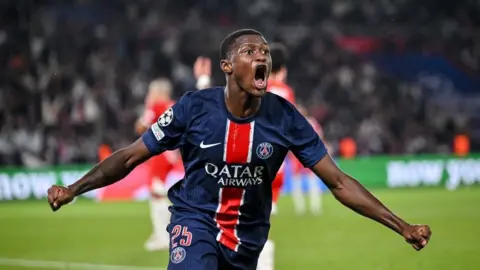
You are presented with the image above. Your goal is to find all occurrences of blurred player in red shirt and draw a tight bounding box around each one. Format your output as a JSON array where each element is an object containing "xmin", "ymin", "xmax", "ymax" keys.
[
  {"xmin": 135, "ymin": 57, "xmax": 212, "ymax": 251},
  {"xmin": 161, "ymin": 56, "xmax": 212, "ymax": 201},
  {"xmin": 165, "ymin": 161, "xmax": 185, "ymax": 191},
  {"xmin": 266, "ymin": 45, "xmax": 296, "ymax": 106},
  {"xmin": 135, "ymin": 78, "xmax": 180, "ymax": 251},
  {"xmin": 292, "ymin": 104, "xmax": 332, "ymax": 216},
  {"xmin": 267, "ymin": 43, "xmax": 296, "ymax": 217}
]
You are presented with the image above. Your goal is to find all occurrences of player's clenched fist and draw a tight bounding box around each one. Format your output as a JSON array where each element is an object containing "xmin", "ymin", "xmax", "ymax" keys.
[
  {"xmin": 402, "ymin": 224, "xmax": 432, "ymax": 251},
  {"xmin": 47, "ymin": 185, "xmax": 74, "ymax": 212}
]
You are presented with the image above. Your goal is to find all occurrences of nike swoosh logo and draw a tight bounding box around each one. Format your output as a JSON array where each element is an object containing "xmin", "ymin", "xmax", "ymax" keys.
[{"xmin": 200, "ymin": 141, "xmax": 221, "ymax": 149}]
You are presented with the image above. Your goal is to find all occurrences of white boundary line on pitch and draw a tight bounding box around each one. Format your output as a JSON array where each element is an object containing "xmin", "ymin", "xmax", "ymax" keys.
[{"xmin": 0, "ymin": 258, "xmax": 166, "ymax": 270}]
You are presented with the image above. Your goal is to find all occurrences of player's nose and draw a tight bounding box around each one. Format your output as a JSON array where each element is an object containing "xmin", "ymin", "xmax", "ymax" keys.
[{"xmin": 255, "ymin": 52, "xmax": 267, "ymax": 63}]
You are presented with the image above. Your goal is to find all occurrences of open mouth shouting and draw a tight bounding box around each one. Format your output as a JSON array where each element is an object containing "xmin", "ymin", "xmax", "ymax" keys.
[{"xmin": 253, "ymin": 64, "xmax": 268, "ymax": 90}]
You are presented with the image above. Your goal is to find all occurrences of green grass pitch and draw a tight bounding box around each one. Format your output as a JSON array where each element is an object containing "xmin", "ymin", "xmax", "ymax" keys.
[{"xmin": 0, "ymin": 187, "xmax": 479, "ymax": 270}]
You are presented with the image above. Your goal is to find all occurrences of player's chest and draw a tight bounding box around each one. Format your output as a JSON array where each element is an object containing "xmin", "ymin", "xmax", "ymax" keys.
[{"xmin": 184, "ymin": 115, "xmax": 288, "ymax": 165}]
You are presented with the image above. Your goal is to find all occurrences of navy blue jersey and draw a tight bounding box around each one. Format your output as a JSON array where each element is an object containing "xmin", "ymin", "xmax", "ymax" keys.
[{"xmin": 142, "ymin": 87, "xmax": 327, "ymax": 257}]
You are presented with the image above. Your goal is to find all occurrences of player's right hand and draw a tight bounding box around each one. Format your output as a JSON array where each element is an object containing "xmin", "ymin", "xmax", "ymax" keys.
[{"xmin": 47, "ymin": 185, "xmax": 75, "ymax": 212}]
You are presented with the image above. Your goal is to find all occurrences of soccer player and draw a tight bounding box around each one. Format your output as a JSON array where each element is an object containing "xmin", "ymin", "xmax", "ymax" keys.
[
  {"xmin": 266, "ymin": 43, "xmax": 295, "ymax": 104},
  {"xmin": 136, "ymin": 60, "xmax": 212, "ymax": 251},
  {"xmin": 266, "ymin": 43, "xmax": 295, "ymax": 214},
  {"xmin": 291, "ymin": 104, "xmax": 329, "ymax": 216},
  {"xmin": 48, "ymin": 29, "xmax": 431, "ymax": 270},
  {"xmin": 135, "ymin": 78, "xmax": 179, "ymax": 251}
]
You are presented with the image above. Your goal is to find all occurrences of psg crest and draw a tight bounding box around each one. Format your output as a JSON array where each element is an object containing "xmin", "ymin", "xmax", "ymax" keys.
[
  {"xmin": 171, "ymin": 246, "xmax": 186, "ymax": 264},
  {"xmin": 256, "ymin": 142, "xmax": 273, "ymax": 159},
  {"xmin": 158, "ymin": 108, "xmax": 174, "ymax": 127}
]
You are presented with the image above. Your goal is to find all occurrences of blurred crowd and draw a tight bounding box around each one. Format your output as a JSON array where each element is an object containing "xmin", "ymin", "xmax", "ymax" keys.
[{"xmin": 0, "ymin": 0, "xmax": 479, "ymax": 167}]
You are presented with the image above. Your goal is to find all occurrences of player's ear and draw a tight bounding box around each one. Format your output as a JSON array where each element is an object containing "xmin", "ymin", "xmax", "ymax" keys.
[{"xmin": 220, "ymin": 60, "xmax": 233, "ymax": 74}]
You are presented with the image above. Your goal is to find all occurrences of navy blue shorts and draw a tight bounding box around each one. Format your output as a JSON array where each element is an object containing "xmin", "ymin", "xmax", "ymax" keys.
[{"xmin": 166, "ymin": 222, "xmax": 258, "ymax": 270}]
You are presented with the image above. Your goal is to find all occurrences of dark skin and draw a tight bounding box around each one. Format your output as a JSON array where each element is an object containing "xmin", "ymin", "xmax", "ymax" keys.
[
  {"xmin": 221, "ymin": 35, "xmax": 271, "ymax": 118},
  {"xmin": 48, "ymin": 34, "xmax": 431, "ymax": 252}
]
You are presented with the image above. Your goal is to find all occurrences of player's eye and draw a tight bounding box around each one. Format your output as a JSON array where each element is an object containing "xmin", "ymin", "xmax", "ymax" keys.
[
  {"xmin": 246, "ymin": 49, "xmax": 254, "ymax": 55},
  {"xmin": 261, "ymin": 49, "xmax": 269, "ymax": 55}
]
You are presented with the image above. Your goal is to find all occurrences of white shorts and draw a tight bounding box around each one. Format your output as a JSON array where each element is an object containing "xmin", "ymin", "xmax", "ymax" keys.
[
  {"xmin": 165, "ymin": 171, "xmax": 184, "ymax": 191},
  {"xmin": 151, "ymin": 177, "xmax": 167, "ymax": 196}
]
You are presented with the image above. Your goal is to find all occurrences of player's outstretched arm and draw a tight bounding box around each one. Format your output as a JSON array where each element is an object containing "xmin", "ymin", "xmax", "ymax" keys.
[
  {"xmin": 47, "ymin": 138, "xmax": 153, "ymax": 211},
  {"xmin": 311, "ymin": 155, "xmax": 432, "ymax": 251}
]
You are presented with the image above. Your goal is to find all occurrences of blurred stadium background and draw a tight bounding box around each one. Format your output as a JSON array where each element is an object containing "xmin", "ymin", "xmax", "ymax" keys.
[{"xmin": 1, "ymin": 0, "xmax": 480, "ymax": 269}]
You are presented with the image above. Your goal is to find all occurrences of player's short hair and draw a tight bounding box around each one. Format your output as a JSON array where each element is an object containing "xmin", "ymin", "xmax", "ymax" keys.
[
  {"xmin": 270, "ymin": 43, "xmax": 288, "ymax": 73},
  {"xmin": 220, "ymin": 29, "xmax": 263, "ymax": 60},
  {"xmin": 149, "ymin": 78, "xmax": 173, "ymax": 96}
]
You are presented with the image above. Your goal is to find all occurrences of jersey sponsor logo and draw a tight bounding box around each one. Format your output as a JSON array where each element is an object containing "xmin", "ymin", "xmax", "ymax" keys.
[
  {"xmin": 200, "ymin": 141, "xmax": 222, "ymax": 149},
  {"xmin": 151, "ymin": 122, "xmax": 165, "ymax": 141},
  {"xmin": 170, "ymin": 246, "xmax": 186, "ymax": 264},
  {"xmin": 256, "ymin": 142, "xmax": 273, "ymax": 159},
  {"xmin": 157, "ymin": 107, "xmax": 173, "ymax": 127},
  {"xmin": 205, "ymin": 163, "xmax": 264, "ymax": 187}
]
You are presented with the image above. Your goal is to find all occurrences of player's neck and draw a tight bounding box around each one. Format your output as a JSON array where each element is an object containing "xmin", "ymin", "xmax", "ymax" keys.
[{"xmin": 224, "ymin": 86, "xmax": 261, "ymax": 119}]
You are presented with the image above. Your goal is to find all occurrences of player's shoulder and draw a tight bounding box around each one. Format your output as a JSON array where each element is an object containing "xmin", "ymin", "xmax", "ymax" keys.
[
  {"xmin": 264, "ymin": 92, "xmax": 296, "ymax": 113},
  {"xmin": 183, "ymin": 87, "xmax": 222, "ymax": 103},
  {"xmin": 179, "ymin": 87, "xmax": 221, "ymax": 104},
  {"xmin": 177, "ymin": 87, "xmax": 224, "ymax": 118},
  {"xmin": 263, "ymin": 92, "xmax": 299, "ymax": 128}
]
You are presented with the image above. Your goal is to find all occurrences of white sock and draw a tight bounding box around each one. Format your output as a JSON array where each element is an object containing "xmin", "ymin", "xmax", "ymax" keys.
[
  {"xmin": 150, "ymin": 198, "xmax": 171, "ymax": 240},
  {"xmin": 271, "ymin": 203, "xmax": 278, "ymax": 216},
  {"xmin": 307, "ymin": 175, "xmax": 322, "ymax": 215},
  {"xmin": 292, "ymin": 175, "xmax": 305, "ymax": 215},
  {"xmin": 257, "ymin": 240, "xmax": 275, "ymax": 270}
]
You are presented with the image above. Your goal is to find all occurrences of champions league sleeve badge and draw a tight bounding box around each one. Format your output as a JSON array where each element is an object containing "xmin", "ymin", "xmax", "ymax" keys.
[
  {"xmin": 158, "ymin": 108, "xmax": 174, "ymax": 127},
  {"xmin": 256, "ymin": 142, "xmax": 273, "ymax": 159}
]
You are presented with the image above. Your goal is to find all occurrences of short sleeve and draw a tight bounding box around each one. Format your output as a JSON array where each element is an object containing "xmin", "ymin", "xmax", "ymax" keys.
[
  {"xmin": 142, "ymin": 92, "xmax": 191, "ymax": 155},
  {"xmin": 287, "ymin": 106, "xmax": 327, "ymax": 168}
]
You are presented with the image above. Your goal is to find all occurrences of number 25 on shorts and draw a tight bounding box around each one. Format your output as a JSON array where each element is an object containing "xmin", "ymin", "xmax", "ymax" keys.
[{"xmin": 171, "ymin": 225, "xmax": 192, "ymax": 248}]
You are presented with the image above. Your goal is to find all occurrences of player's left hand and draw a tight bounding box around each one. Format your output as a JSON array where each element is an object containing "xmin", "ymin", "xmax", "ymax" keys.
[{"xmin": 402, "ymin": 224, "xmax": 431, "ymax": 251}]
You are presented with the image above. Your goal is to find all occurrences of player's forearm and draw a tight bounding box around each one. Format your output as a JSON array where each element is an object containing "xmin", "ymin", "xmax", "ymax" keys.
[
  {"xmin": 331, "ymin": 174, "xmax": 409, "ymax": 235},
  {"xmin": 68, "ymin": 149, "xmax": 139, "ymax": 196}
]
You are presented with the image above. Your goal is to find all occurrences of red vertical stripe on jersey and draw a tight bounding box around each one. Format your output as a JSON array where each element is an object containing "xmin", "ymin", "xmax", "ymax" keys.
[
  {"xmin": 225, "ymin": 121, "xmax": 253, "ymax": 163},
  {"xmin": 215, "ymin": 188, "xmax": 245, "ymax": 251},
  {"xmin": 215, "ymin": 120, "xmax": 254, "ymax": 252}
]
